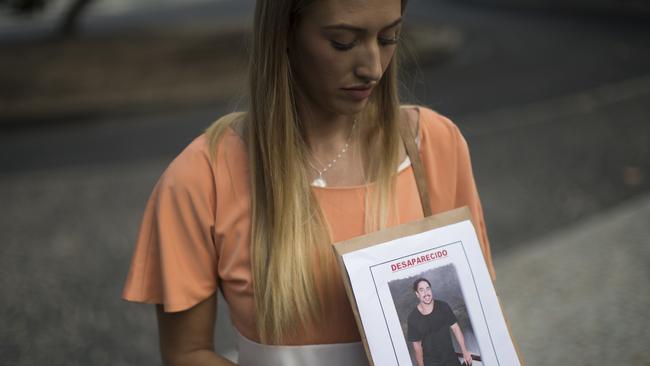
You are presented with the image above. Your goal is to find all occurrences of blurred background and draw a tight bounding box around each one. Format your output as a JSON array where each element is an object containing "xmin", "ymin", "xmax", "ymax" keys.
[{"xmin": 1, "ymin": 0, "xmax": 649, "ymax": 364}]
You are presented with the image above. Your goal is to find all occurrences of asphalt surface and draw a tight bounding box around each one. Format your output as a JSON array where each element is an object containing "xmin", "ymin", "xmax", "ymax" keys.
[
  {"xmin": 1, "ymin": 0, "xmax": 649, "ymax": 365},
  {"xmin": 496, "ymin": 192, "xmax": 650, "ymax": 365}
]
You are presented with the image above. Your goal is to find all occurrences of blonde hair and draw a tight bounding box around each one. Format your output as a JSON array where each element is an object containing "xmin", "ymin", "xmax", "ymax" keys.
[{"xmin": 206, "ymin": 0, "xmax": 407, "ymax": 344}]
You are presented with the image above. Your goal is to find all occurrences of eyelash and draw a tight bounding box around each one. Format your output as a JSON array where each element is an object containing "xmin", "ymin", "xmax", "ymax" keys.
[{"xmin": 331, "ymin": 36, "xmax": 400, "ymax": 51}]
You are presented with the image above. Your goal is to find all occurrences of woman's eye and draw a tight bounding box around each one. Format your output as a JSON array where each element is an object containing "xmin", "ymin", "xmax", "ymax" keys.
[
  {"xmin": 379, "ymin": 35, "xmax": 399, "ymax": 46},
  {"xmin": 331, "ymin": 40, "xmax": 355, "ymax": 51}
]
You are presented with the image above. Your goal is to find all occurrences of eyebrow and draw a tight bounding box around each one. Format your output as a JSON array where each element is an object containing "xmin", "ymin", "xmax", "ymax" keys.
[{"xmin": 322, "ymin": 17, "xmax": 402, "ymax": 32}]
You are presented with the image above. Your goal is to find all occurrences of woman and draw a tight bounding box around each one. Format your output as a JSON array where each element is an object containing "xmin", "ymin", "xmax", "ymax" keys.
[{"xmin": 123, "ymin": 0, "xmax": 494, "ymax": 365}]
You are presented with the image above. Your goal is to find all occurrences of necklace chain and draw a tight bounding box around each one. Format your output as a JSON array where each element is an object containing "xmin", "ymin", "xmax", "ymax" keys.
[{"xmin": 309, "ymin": 118, "xmax": 357, "ymax": 187}]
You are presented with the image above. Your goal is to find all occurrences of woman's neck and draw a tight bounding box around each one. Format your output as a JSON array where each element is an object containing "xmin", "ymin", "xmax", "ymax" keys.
[
  {"xmin": 298, "ymin": 105, "xmax": 370, "ymax": 187},
  {"xmin": 300, "ymin": 108, "xmax": 359, "ymax": 158}
]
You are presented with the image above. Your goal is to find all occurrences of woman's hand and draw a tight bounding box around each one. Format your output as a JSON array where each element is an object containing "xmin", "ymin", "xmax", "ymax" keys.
[{"xmin": 156, "ymin": 293, "xmax": 236, "ymax": 366}]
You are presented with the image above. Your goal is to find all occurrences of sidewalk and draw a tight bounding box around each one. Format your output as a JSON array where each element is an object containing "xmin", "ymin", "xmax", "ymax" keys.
[{"xmin": 494, "ymin": 193, "xmax": 650, "ymax": 365}]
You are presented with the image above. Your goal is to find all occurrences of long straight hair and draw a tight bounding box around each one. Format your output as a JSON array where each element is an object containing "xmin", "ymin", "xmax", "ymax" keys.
[{"xmin": 206, "ymin": 0, "xmax": 408, "ymax": 344}]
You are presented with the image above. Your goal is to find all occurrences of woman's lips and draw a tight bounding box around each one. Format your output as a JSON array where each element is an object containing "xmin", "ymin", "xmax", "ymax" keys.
[{"xmin": 342, "ymin": 86, "xmax": 373, "ymax": 101}]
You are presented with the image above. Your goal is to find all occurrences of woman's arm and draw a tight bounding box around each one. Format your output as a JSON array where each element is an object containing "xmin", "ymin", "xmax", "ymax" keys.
[{"xmin": 156, "ymin": 293, "xmax": 236, "ymax": 366}]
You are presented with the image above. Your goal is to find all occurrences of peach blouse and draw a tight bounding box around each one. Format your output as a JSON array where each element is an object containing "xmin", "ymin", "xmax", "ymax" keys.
[{"xmin": 122, "ymin": 107, "xmax": 494, "ymax": 345}]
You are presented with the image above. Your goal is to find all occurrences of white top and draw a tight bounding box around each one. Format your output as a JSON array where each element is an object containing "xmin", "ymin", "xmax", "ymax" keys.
[{"xmin": 237, "ymin": 331, "xmax": 369, "ymax": 366}]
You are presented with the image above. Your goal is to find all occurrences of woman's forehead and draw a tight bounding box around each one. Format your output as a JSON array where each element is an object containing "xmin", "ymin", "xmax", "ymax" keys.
[{"xmin": 306, "ymin": 0, "xmax": 402, "ymax": 27}]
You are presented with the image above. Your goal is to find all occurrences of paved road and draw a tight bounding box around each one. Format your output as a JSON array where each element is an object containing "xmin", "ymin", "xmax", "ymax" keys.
[
  {"xmin": 408, "ymin": 0, "xmax": 650, "ymax": 116},
  {"xmin": 1, "ymin": 1, "xmax": 649, "ymax": 365},
  {"xmin": 496, "ymin": 192, "xmax": 650, "ymax": 365}
]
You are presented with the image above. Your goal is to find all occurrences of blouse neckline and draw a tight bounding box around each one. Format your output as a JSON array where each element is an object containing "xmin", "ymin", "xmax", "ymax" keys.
[{"xmin": 223, "ymin": 106, "xmax": 423, "ymax": 192}]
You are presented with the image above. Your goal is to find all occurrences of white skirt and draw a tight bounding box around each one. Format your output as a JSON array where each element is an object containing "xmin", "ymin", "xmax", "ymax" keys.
[{"xmin": 236, "ymin": 331, "xmax": 370, "ymax": 366}]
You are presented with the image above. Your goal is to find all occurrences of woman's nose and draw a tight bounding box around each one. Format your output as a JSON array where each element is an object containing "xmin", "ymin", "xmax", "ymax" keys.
[{"xmin": 355, "ymin": 43, "xmax": 383, "ymax": 83}]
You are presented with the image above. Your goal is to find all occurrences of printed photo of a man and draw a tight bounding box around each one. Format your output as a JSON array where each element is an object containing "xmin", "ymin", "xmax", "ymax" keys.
[{"xmin": 407, "ymin": 278, "xmax": 473, "ymax": 366}]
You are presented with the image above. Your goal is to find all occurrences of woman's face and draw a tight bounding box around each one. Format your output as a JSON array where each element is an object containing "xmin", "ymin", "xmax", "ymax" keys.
[{"xmin": 290, "ymin": 0, "xmax": 402, "ymax": 118}]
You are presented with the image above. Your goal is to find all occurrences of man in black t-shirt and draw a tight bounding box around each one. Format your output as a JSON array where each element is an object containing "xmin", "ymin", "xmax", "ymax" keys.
[{"xmin": 407, "ymin": 278, "xmax": 473, "ymax": 366}]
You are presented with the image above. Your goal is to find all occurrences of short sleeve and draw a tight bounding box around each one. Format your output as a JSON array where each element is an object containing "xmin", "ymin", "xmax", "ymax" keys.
[
  {"xmin": 443, "ymin": 302, "xmax": 458, "ymax": 327},
  {"xmin": 122, "ymin": 136, "xmax": 218, "ymax": 312},
  {"xmin": 449, "ymin": 122, "xmax": 496, "ymax": 280}
]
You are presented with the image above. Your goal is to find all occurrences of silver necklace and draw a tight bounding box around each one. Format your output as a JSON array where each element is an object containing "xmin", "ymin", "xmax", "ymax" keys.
[{"xmin": 309, "ymin": 119, "xmax": 357, "ymax": 187}]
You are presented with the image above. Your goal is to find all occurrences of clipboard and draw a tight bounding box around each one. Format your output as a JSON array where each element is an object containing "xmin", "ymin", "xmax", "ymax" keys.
[{"xmin": 334, "ymin": 207, "xmax": 524, "ymax": 366}]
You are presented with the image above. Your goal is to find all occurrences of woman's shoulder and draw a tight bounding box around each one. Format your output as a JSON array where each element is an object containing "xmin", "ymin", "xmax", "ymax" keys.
[
  {"xmin": 401, "ymin": 105, "xmax": 465, "ymax": 151},
  {"xmin": 206, "ymin": 111, "xmax": 248, "ymax": 140},
  {"xmin": 160, "ymin": 112, "xmax": 247, "ymax": 188},
  {"xmin": 157, "ymin": 135, "xmax": 214, "ymax": 191},
  {"xmin": 405, "ymin": 105, "xmax": 461, "ymax": 137}
]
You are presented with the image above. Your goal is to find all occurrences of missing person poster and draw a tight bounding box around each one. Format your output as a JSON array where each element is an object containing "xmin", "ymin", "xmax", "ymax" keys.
[{"xmin": 334, "ymin": 207, "xmax": 522, "ymax": 366}]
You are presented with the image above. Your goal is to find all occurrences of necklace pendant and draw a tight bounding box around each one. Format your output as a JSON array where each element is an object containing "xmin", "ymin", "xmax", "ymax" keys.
[
  {"xmin": 312, "ymin": 176, "xmax": 327, "ymax": 187},
  {"xmin": 308, "ymin": 117, "xmax": 356, "ymax": 188}
]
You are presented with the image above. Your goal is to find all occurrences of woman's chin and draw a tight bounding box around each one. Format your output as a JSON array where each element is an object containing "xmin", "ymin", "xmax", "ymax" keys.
[{"xmin": 334, "ymin": 98, "xmax": 370, "ymax": 115}]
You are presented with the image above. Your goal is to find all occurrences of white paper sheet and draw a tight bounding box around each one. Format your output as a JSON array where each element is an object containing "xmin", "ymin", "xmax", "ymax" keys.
[{"xmin": 342, "ymin": 219, "xmax": 520, "ymax": 366}]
